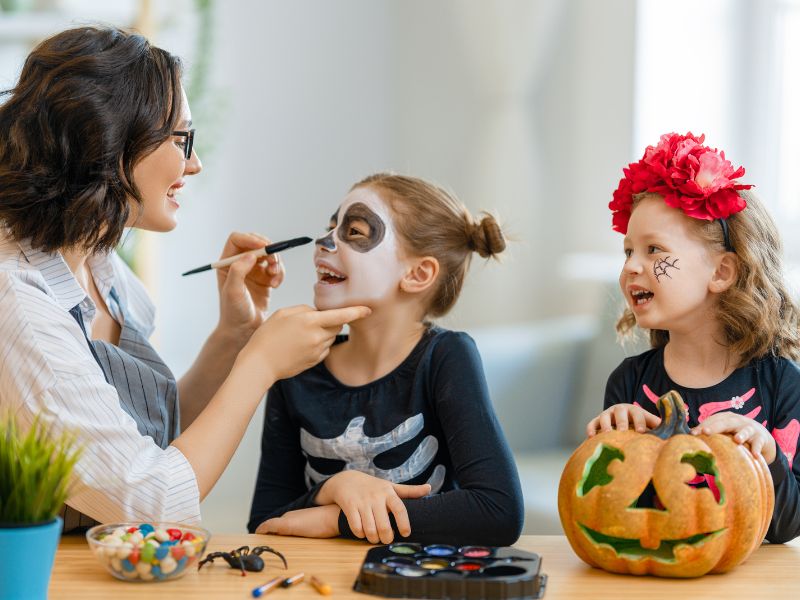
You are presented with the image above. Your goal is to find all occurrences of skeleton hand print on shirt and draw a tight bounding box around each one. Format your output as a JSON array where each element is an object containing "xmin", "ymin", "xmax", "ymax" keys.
[{"xmin": 300, "ymin": 414, "xmax": 445, "ymax": 493}]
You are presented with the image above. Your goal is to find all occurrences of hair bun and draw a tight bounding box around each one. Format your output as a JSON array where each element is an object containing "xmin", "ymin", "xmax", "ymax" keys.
[{"xmin": 468, "ymin": 213, "xmax": 506, "ymax": 258}]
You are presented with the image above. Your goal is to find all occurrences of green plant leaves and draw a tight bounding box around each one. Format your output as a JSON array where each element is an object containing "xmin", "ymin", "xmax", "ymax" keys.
[{"xmin": 0, "ymin": 414, "xmax": 82, "ymax": 524}]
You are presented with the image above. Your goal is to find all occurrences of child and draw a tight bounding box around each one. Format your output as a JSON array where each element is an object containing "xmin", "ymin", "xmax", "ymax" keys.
[
  {"xmin": 587, "ymin": 132, "xmax": 800, "ymax": 543},
  {"xmin": 248, "ymin": 173, "xmax": 524, "ymax": 546}
]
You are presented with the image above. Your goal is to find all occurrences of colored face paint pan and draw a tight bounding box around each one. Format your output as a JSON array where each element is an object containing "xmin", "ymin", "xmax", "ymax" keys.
[
  {"xmin": 460, "ymin": 545, "xmax": 491, "ymax": 558},
  {"xmin": 354, "ymin": 544, "xmax": 546, "ymax": 598},
  {"xmin": 363, "ymin": 562, "xmax": 393, "ymax": 574},
  {"xmin": 453, "ymin": 560, "xmax": 483, "ymax": 572},
  {"xmin": 418, "ymin": 558, "xmax": 450, "ymax": 570},
  {"xmin": 395, "ymin": 566, "xmax": 428, "ymax": 578},
  {"xmin": 383, "ymin": 557, "xmax": 415, "ymax": 568},
  {"xmin": 423, "ymin": 544, "xmax": 456, "ymax": 557},
  {"xmin": 389, "ymin": 543, "xmax": 421, "ymax": 555}
]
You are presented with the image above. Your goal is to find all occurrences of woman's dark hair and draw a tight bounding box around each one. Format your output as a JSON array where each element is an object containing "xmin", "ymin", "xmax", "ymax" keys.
[{"xmin": 0, "ymin": 26, "xmax": 184, "ymax": 252}]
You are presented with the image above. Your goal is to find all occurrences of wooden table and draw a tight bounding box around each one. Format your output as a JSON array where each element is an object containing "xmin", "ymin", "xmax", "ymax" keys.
[{"xmin": 49, "ymin": 534, "xmax": 800, "ymax": 599}]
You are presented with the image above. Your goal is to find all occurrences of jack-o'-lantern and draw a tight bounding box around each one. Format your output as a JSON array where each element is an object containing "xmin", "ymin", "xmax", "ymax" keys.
[{"xmin": 558, "ymin": 390, "xmax": 773, "ymax": 578}]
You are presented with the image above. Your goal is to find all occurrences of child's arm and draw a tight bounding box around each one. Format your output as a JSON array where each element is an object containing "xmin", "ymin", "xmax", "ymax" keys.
[
  {"xmin": 338, "ymin": 331, "xmax": 524, "ymax": 546},
  {"xmin": 689, "ymin": 360, "xmax": 800, "ymax": 543},
  {"xmin": 763, "ymin": 361, "xmax": 800, "ymax": 543},
  {"xmin": 247, "ymin": 384, "xmax": 321, "ymax": 533},
  {"xmin": 256, "ymin": 473, "xmax": 430, "ymax": 542},
  {"xmin": 312, "ymin": 470, "xmax": 430, "ymax": 543}
]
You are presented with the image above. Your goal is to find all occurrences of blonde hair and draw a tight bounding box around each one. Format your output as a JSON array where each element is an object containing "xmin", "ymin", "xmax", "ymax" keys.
[
  {"xmin": 352, "ymin": 173, "xmax": 506, "ymax": 318},
  {"xmin": 616, "ymin": 190, "xmax": 800, "ymax": 366}
]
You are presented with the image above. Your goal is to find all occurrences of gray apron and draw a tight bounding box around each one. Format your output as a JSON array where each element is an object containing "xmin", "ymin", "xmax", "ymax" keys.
[{"xmin": 61, "ymin": 287, "xmax": 180, "ymax": 532}]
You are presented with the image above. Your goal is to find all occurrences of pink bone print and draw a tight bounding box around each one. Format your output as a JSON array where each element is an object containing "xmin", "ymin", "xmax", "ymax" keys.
[
  {"xmin": 635, "ymin": 385, "xmax": 762, "ymax": 424},
  {"xmin": 635, "ymin": 385, "xmax": 689, "ymax": 422},
  {"xmin": 697, "ymin": 388, "xmax": 758, "ymax": 423},
  {"xmin": 772, "ymin": 419, "xmax": 800, "ymax": 466}
]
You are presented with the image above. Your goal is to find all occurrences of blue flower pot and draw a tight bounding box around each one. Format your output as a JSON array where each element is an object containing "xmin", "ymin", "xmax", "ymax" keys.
[{"xmin": 0, "ymin": 516, "xmax": 62, "ymax": 600}]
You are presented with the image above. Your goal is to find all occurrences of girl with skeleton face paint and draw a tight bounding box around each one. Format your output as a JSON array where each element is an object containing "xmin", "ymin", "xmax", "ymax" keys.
[
  {"xmin": 313, "ymin": 188, "xmax": 407, "ymax": 311},
  {"xmin": 248, "ymin": 174, "xmax": 524, "ymax": 547}
]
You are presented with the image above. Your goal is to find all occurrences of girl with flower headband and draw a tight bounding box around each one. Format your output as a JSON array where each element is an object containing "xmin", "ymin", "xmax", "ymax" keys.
[
  {"xmin": 247, "ymin": 173, "xmax": 524, "ymax": 545},
  {"xmin": 587, "ymin": 132, "xmax": 800, "ymax": 542}
]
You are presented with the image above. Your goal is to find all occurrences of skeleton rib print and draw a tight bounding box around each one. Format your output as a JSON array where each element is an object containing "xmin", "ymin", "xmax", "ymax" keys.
[{"xmin": 300, "ymin": 414, "xmax": 446, "ymax": 492}]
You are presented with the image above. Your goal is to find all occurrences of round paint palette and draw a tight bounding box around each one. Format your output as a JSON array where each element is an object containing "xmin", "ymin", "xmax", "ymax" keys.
[{"xmin": 353, "ymin": 544, "xmax": 546, "ymax": 599}]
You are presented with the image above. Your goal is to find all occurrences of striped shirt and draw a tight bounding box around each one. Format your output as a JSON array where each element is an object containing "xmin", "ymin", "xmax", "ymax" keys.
[{"xmin": 0, "ymin": 233, "xmax": 201, "ymax": 525}]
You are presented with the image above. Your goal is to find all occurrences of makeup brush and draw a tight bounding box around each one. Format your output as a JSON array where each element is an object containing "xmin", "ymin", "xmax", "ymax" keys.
[{"xmin": 181, "ymin": 236, "xmax": 313, "ymax": 276}]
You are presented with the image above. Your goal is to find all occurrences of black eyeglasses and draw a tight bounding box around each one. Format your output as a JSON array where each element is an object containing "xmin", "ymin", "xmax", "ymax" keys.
[{"xmin": 172, "ymin": 129, "xmax": 195, "ymax": 159}]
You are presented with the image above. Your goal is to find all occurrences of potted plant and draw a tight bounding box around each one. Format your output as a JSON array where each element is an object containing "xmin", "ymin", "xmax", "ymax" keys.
[{"xmin": 0, "ymin": 414, "xmax": 81, "ymax": 599}]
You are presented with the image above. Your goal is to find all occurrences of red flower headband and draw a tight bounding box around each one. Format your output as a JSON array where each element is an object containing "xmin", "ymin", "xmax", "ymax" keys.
[{"xmin": 609, "ymin": 132, "xmax": 752, "ymax": 235}]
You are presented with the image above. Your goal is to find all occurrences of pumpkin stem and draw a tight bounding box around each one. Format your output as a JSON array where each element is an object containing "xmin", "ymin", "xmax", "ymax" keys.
[{"xmin": 647, "ymin": 390, "xmax": 691, "ymax": 439}]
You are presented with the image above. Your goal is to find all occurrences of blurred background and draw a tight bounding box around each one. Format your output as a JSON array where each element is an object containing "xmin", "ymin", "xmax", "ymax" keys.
[{"xmin": 2, "ymin": 0, "xmax": 799, "ymax": 534}]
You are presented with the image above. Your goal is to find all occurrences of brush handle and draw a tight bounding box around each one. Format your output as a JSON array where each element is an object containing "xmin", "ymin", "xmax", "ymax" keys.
[{"xmin": 181, "ymin": 236, "xmax": 312, "ymax": 276}]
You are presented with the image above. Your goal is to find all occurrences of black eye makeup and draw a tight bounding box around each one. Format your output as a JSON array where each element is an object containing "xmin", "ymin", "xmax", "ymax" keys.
[
  {"xmin": 314, "ymin": 203, "xmax": 387, "ymax": 253},
  {"xmin": 337, "ymin": 202, "xmax": 386, "ymax": 253}
]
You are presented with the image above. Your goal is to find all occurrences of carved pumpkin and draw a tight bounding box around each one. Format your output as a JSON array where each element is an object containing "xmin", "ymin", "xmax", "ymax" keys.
[{"xmin": 558, "ymin": 390, "xmax": 774, "ymax": 578}]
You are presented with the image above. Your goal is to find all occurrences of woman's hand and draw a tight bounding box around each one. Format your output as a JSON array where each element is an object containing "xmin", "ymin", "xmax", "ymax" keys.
[
  {"xmin": 314, "ymin": 471, "xmax": 431, "ymax": 544},
  {"xmin": 255, "ymin": 505, "xmax": 340, "ymax": 538},
  {"xmin": 586, "ymin": 403, "xmax": 662, "ymax": 437},
  {"xmin": 691, "ymin": 413, "xmax": 777, "ymax": 463},
  {"xmin": 216, "ymin": 232, "xmax": 284, "ymax": 341},
  {"xmin": 236, "ymin": 305, "xmax": 371, "ymax": 387}
]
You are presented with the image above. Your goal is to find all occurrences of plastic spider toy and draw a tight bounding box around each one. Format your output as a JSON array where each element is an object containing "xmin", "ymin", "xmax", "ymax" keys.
[{"xmin": 198, "ymin": 545, "xmax": 287, "ymax": 576}]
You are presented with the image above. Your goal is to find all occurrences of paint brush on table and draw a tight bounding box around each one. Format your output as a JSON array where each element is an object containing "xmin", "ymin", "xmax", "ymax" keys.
[{"xmin": 181, "ymin": 236, "xmax": 313, "ymax": 276}]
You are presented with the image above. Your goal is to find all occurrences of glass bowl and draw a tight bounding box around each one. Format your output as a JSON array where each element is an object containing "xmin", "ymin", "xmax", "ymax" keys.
[{"xmin": 86, "ymin": 522, "xmax": 210, "ymax": 582}]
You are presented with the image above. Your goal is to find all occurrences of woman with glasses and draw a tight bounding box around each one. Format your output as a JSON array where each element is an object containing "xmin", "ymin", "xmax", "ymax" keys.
[{"xmin": 0, "ymin": 26, "xmax": 369, "ymax": 531}]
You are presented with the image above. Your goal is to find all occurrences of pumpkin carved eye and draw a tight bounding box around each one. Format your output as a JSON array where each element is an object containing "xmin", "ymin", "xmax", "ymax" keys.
[
  {"xmin": 578, "ymin": 444, "xmax": 623, "ymax": 496},
  {"xmin": 682, "ymin": 452, "xmax": 724, "ymax": 504}
]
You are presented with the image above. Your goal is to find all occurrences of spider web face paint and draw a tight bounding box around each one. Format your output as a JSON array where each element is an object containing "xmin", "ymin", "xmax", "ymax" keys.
[
  {"xmin": 300, "ymin": 415, "xmax": 446, "ymax": 492},
  {"xmin": 653, "ymin": 256, "xmax": 680, "ymax": 282}
]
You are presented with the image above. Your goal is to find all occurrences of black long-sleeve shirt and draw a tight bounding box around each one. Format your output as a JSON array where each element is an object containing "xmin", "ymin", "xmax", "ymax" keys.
[
  {"xmin": 605, "ymin": 347, "xmax": 800, "ymax": 543},
  {"xmin": 247, "ymin": 326, "xmax": 524, "ymax": 546}
]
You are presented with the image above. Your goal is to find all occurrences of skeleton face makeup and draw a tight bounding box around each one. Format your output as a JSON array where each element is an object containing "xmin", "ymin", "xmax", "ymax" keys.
[
  {"xmin": 619, "ymin": 195, "xmax": 721, "ymax": 334},
  {"xmin": 314, "ymin": 187, "xmax": 407, "ymax": 311},
  {"xmin": 314, "ymin": 203, "xmax": 387, "ymax": 253}
]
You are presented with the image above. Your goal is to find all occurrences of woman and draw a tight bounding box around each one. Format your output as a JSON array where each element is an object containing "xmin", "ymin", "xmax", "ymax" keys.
[{"xmin": 0, "ymin": 26, "xmax": 369, "ymax": 531}]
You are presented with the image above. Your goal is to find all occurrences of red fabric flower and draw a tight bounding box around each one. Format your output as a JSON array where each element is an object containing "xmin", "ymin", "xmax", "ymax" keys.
[{"xmin": 609, "ymin": 132, "xmax": 752, "ymax": 233}]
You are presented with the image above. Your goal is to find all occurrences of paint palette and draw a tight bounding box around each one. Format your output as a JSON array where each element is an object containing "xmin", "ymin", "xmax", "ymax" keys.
[{"xmin": 353, "ymin": 543, "xmax": 547, "ymax": 599}]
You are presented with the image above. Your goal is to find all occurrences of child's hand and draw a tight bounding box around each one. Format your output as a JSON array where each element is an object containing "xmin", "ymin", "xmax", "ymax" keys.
[
  {"xmin": 255, "ymin": 504, "xmax": 340, "ymax": 538},
  {"xmin": 586, "ymin": 403, "xmax": 661, "ymax": 437},
  {"xmin": 315, "ymin": 471, "xmax": 431, "ymax": 544},
  {"xmin": 691, "ymin": 413, "xmax": 777, "ymax": 464}
]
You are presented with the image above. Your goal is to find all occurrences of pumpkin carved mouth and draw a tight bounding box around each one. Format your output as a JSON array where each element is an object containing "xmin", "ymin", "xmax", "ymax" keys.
[{"xmin": 579, "ymin": 524, "xmax": 726, "ymax": 562}]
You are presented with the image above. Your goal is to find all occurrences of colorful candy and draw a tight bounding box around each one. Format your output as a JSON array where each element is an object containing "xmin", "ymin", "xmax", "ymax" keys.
[{"xmin": 88, "ymin": 523, "xmax": 209, "ymax": 582}]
